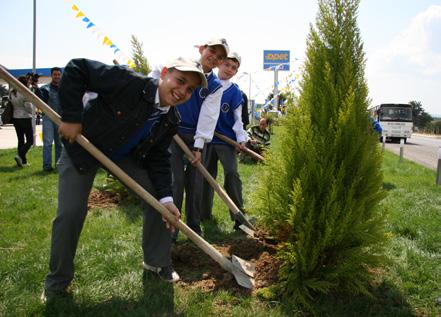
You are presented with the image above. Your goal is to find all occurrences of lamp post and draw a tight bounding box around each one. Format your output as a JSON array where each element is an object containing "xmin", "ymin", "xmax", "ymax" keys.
[{"xmin": 33, "ymin": 0, "xmax": 37, "ymax": 73}]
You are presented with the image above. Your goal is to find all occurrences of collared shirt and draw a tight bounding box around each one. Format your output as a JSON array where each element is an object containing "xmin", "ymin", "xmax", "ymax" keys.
[
  {"xmin": 148, "ymin": 64, "xmax": 222, "ymax": 149},
  {"xmin": 108, "ymin": 89, "xmax": 172, "ymax": 203}
]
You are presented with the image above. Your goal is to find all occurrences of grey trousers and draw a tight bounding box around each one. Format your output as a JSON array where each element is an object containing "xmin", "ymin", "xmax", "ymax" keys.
[
  {"xmin": 170, "ymin": 132, "xmax": 204, "ymax": 234},
  {"xmin": 200, "ymin": 144, "xmax": 243, "ymax": 221},
  {"xmin": 44, "ymin": 148, "xmax": 172, "ymax": 291}
]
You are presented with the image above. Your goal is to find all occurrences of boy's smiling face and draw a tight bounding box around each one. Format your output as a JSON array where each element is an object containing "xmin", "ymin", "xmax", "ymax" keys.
[
  {"xmin": 199, "ymin": 45, "xmax": 227, "ymax": 73},
  {"xmin": 217, "ymin": 58, "xmax": 239, "ymax": 81},
  {"xmin": 158, "ymin": 68, "xmax": 201, "ymax": 106}
]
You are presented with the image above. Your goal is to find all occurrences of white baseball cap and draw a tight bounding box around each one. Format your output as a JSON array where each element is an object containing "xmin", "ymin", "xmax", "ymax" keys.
[
  {"xmin": 227, "ymin": 52, "xmax": 241, "ymax": 66},
  {"xmin": 205, "ymin": 37, "xmax": 229, "ymax": 57},
  {"xmin": 165, "ymin": 57, "xmax": 208, "ymax": 88}
]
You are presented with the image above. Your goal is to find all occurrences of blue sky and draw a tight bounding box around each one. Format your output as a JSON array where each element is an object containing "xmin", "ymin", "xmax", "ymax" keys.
[{"xmin": 1, "ymin": 0, "xmax": 440, "ymax": 115}]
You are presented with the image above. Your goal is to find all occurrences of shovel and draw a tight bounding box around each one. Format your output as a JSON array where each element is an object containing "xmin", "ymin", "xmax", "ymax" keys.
[
  {"xmin": 214, "ymin": 132, "xmax": 265, "ymax": 162},
  {"xmin": 173, "ymin": 135, "xmax": 256, "ymax": 234},
  {"xmin": 0, "ymin": 65, "xmax": 255, "ymax": 289}
]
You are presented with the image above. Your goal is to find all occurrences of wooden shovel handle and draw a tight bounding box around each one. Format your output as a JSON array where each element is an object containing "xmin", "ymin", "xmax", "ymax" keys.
[
  {"xmin": 0, "ymin": 65, "xmax": 235, "ymax": 274},
  {"xmin": 214, "ymin": 132, "xmax": 265, "ymax": 162},
  {"xmin": 173, "ymin": 135, "xmax": 255, "ymax": 230}
]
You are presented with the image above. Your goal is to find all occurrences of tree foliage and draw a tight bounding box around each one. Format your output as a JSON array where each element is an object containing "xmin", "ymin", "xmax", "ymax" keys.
[
  {"xmin": 252, "ymin": 0, "xmax": 387, "ymax": 309},
  {"xmin": 130, "ymin": 35, "xmax": 150, "ymax": 75},
  {"xmin": 409, "ymin": 100, "xmax": 433, "ymax": 130}
]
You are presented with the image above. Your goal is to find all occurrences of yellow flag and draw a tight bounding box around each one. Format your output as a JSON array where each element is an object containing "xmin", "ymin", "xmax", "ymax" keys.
[
  {"xmin": 102, "ymin": 36, "xmax": 109, "ymax": 45},
  {"xmin": 76, "ymin": 11, "xmax": 85, "ymax": 18},
  {"xmin": 72, "ymin": 4, "xmax": 79, "ymax": 11}
]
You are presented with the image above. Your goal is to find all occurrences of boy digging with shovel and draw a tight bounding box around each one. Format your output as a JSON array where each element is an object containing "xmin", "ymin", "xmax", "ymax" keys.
[{"xmin": 42, "ymin": 57, "xmax": 207, "ymax": 302}]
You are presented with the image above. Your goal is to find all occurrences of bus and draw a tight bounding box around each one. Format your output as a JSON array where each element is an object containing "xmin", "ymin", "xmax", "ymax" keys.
[{"xmin": 371, "ymin": 104, "xmax": 413, "ymax": 142}]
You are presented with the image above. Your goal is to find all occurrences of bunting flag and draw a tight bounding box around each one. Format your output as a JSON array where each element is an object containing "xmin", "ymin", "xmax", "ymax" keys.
[{"xmin": 68, "ymin": 2, "xmax": 134, "ymax": 68}]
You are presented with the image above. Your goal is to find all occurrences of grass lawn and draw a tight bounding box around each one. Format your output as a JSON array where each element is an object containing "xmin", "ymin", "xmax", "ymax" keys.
[{"xmin": 0, "ymin": 145, "xmax": 440, "ymax": 316}]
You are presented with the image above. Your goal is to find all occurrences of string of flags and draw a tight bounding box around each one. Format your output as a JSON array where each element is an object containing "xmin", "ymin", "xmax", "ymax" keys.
[{"xmin": 67, "ymin": 1, "xmax": 135, "ymax": 68}]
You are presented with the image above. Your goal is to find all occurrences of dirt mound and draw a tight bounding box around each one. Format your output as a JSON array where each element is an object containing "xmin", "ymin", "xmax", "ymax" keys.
[
  {"xmin": 87, "ymin": 190, "xmax": 121, "ymax": 210},
  {"xmin": 172, "ymin": 235, "xmax": 280, "ymax": 294}
]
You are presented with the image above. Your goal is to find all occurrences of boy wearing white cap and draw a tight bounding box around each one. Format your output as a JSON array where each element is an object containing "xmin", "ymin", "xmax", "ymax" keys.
[
  {"xmin": 42, "ymin": 57, "xmax": 206, "ymax": 302},
  {"xmin": 200, "ymin": 52, "xmax": 248, "ymax": 229},
  {"xmin": 168, "ymin": 38, "xmax": 229, "ymax": 237}
]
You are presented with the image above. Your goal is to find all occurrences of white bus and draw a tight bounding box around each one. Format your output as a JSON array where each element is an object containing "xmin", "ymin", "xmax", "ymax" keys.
[{"xmin": 371, "ymin": 104, "xmax": 413, "ymax": 143}]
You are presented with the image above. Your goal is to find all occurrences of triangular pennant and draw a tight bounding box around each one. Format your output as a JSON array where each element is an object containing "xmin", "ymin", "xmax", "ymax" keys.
[
  {"xmin": 86, "ymin": 22, "xmax": 95, "ymax": 29},
  {"xmin": 76, "ymin": 11, "xmax": 85, "ymax": 18},
  {"xmin": 110, "ymin": 44, "xmax": 116, "ymax": 48},
  {"xmin": 102, "ymin": 36, "xmax": 109, "ymax": 45},
  {"xmin": 82, "ymin": 17, "xmax": 90, "ymax": 22},
  {"xmin": 72, "ymin": 4, "xmax": 79, "ymax": 11}
]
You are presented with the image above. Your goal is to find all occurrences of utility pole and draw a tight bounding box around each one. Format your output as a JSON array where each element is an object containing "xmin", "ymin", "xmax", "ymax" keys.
[
  {"xmin": 33, "ymin": 0, "xmax": 37, "ymax": 73},
  {"xmin": 273, "ymin": 65, "xmax": 279, "ymax": 110}
]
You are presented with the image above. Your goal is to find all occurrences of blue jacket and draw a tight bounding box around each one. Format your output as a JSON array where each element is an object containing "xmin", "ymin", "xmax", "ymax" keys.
[
  {"xmin": 59, "ymin": 58, "xmax": 179, "ymax": 199},
  {"xmin": 39, "ymin": 83, "xmax": 61, "ymax": 114}
]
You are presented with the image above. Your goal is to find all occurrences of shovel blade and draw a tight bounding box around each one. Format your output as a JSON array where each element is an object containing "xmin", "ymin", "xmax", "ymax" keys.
[
  {"xmin": 232, "ymin": 267, "xmax": 255, "ymax": 289},
  {"xmin": 232, "ymin": 254, "xmax": 256, "ymax": 277},
  {"xmin": 238, "ymin": 224, "xmax": 255, "ymax": 237},
  {"xmin": 235, "ymin": 212, "xmax": 256, "ymax": 231},
  {"xmin": 231, "ymin": 255, "xmax": 255, "ymax": 289}
]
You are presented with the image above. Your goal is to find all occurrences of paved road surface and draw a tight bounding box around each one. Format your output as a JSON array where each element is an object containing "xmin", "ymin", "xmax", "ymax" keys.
[
  {"xmin": 0, "ymin": 124, "xmax": 42, "ymax": 149},
  {"xmin": 1, "ymin": 125, "xmax": 439, "ymax": 171},
  {"xmin": 383, "ymin": 134, "xmax": 441, "ymax": 171}
]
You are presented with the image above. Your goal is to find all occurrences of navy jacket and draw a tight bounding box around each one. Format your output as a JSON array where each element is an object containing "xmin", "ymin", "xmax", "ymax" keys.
[{"xmin": 59, "ymin": 58, "xmax": 179, "ymax": 199}]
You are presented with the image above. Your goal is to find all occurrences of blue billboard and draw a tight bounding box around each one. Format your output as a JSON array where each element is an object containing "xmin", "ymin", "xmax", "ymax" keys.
[{"xmin": 263, "ymin": 50, "xmax": 290, "ymax": 71}]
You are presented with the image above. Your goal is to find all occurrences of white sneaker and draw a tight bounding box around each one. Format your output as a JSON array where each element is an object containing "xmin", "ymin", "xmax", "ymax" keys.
[{"xmin": 142, "ymin": 262, "xmax": 180, "ymax": 283}]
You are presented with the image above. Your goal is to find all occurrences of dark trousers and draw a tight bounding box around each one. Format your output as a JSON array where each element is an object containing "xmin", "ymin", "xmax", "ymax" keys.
[
  {"xmin": 13, "ymin": 118, "xmax": 33, "ymax": 164},
  {"xmin": 201, "ymin": 144, "xmax": 243, "ymax": 221},
  {"xmin": 44, "ymin": 149, "xmax": 172, "ymax": 291},
  {"xmin": 170, "ymin": 132, "xmax": 204, "ymax": 235}
]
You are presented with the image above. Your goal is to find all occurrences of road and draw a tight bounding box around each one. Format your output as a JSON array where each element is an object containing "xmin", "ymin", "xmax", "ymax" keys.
[
  {"xmin": 383, "ymin": 134, "xmax": 441, "ymax": 171},
  {"xmin": 1, "ymin": 125, "xmax": 439, "ymax": 171},
  {"xmin": 0, "ymin": 124, "xmax": 42, "ymax": 149}
]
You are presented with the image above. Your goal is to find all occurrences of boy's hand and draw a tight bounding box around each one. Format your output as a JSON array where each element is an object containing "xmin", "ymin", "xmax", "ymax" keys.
[
  {"xmin": 161, "ymin": 202, "xmax": 181, "ymax": 232},
  {"xmin": 191, "ymin": 150, "xmax": 201, "ymax": 165},
  {"xmin": 236, "ymin": 142, "xmax": 247, "ymax": 153},
  {"xmin": 59, "ymin": 122, "xmax": 82, "ymax": 143}
]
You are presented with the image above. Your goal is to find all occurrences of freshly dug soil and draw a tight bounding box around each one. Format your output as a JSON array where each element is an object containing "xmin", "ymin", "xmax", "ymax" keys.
[
  {"xmin": 88, "ymin": 190, "xmax": 122, "ymax": 210},
  {"xmin": 172, "ymin": 235, "xmax": 280, "ymax": 294},
  {"xmin": 88, "ymin": 190, "xmax": 281, "ymax": 292}
]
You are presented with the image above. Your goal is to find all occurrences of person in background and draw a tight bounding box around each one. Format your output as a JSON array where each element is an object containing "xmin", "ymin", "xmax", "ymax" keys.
[
  {"xmin": 10, "ymin": 76, "xmax": 34, "ymax": 167},
  {"xmin": 37, "ymin": 67, "xmax": 63, "ymax": 172},
  {"xmin": 240, "ymin": 91, "xmax": 249, "ymax": 130},
  {"xmin": 241, "ymin": 117, "xmax": 271, "ymax": 162}
]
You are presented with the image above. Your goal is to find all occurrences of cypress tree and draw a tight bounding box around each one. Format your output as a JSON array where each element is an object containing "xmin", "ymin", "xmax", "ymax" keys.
[
  {"xmin": 253, "ymin": 0, "xmax": 387, "ymax": 307},
  {"xmin": 130, "ymin": 35, "xmax": 151, "ymax": 75}
]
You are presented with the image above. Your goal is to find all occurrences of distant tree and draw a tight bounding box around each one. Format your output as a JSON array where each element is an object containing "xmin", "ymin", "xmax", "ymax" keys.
[
  {"xmin": 253, "ymin": 0, "xmax": 387, "ymax": 309},
  {"xmin": 425, "ymin": 120, "xmax": 441, "ymax": 135},
  {"xmin": 410, "ymin": 100, "xmax": 432, "ymax": 130},
  {"xmin": 130, "ymin": 35, "xmax": 151, "ymax": 75}
]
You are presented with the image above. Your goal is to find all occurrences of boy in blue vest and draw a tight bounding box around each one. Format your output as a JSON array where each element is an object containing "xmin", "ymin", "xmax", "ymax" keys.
[
  {"xmin": 147, "ymin": 38, "xmax": 229, "ymax": 237},
  {"xmin": 41, "ymin": 57, "xmax": 207, "ymax": 302},
  {"xmin": 200, "ymin": 52, "xmax": 247, "ymax": 229}
]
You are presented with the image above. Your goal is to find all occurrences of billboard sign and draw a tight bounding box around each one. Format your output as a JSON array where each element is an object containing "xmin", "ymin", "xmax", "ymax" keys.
[{"xmin": 263, "ymin": 50, "xmax": 290, "ymax": 71}]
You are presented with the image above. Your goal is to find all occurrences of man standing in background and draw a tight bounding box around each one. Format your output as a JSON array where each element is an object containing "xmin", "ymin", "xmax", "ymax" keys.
[{"xmin": 38, "ymin": 67, "xmax": 63, "ymax": 172}]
